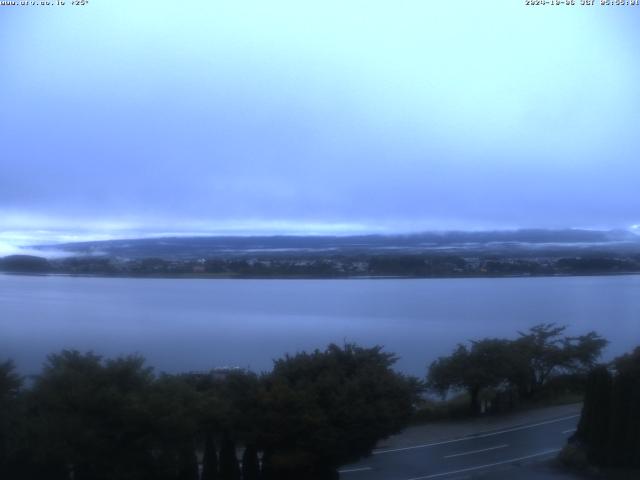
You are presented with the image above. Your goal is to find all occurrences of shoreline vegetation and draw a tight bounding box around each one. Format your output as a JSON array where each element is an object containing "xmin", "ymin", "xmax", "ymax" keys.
[
  {"xmin": 3, "ymin": 271, "xmax": 640, "ymax": 281},
  {"xmin": 560, "ymin": 346, "xmax": 640, "ymax": 475},
  {"xmin": 3, "ymin": 230, "xmax": 640, "ymax": 279},
  {"xmin": 2, "ymin": 252, "xmax": 640, "ymax": 280},
  {"xmin": 0, "ymin": 344, "xmax": 420, "ymax": 480},
  {"xmin": 1, "ymin": 324, "xmax": 636, "ymax": 478}
]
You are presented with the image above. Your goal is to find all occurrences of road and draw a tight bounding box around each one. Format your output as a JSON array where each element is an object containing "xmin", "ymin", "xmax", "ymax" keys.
[{"xmin": 339, "ymin": 413, "xmax": 580, "ymax": 479}]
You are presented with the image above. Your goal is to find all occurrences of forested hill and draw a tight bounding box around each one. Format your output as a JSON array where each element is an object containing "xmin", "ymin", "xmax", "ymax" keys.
[
  {"xmin": 33, "ymin": 229, "xmax": 640, "ymax": 260},
  {"xmin": 1, "ymin": 229, "xmax": 640, "ymax": 278}
]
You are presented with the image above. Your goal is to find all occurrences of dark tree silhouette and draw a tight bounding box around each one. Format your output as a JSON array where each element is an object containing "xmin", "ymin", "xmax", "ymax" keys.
[
  {"xmin": 260, "ymin": 343, "xmax": 421, "ymax": 478},
  {"xmin": 576, "ymin": 365, "xmax": 612, "ymax": 465},
  {"xmin": 428, "ymin": 324, "xmax": 608, "ymax": 413},
  {"xmin": 573, "ymin": 346, "xmax": 640, "ymax": 468},
  {"xmin": 241, "ymin": 444, "xmax": 260, "ymax": 480},
  {"xmin": 428, "ymin": 339, "xmax": 513, "ymax": 414},
  {"xmin": 0, "ymin": 343, "xmax": 419, "ymax": 479},
  {"xmin": 512, "ymin": 324, "xmax": 607, "ymax": 398},
  {"xmin": 201, "ymin": 433, "xmax": 219, "ymax": 480},
  {"xmin": 177, "ymin": 442, "xmax": 199, "ymax": 480},
  {"xmin": 0, "ymin": 360, "xmax": 22, "ymax": 478},
  {"xmin": 218, "ymin": 433, "xmax": 241, "ymax": 480}
]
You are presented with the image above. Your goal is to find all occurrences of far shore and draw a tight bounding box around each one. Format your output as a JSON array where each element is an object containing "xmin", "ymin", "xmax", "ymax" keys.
[{"xmin": 2, "ymin": 270, "xmax": 640, "ymax": 281}]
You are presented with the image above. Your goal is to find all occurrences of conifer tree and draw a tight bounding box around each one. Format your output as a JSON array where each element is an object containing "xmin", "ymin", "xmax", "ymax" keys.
[
  {"xmin": 201, "ymin": 433, "xmax": 219, "ymax": 480},
  {"xmin": 219, "ymin": 433, "xmax": 241, "ymax": 480},
  {"xmin": 177, "ymin": 443, "xmax": 199, "ymax": 480},
  {"xmin": 241, "ymin": 444, "xmax": 260, "ymax": 480},
  {"xmin": 577, "ymin": 365, "xmax": 612, "ymax": 465}
]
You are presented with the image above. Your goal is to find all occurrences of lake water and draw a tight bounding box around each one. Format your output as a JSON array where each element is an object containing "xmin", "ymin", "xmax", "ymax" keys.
[{"xmin": 1, "ymin": 274, "xmax": 639, "ymax": 377}]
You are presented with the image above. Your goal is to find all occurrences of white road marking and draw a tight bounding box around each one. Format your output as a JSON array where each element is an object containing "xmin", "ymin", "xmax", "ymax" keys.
[
  {"xmin": 443, "ymin": 444, "xmax": 509, "ymax": 459},
  {"xmin": 405, "ymin": 448, "xmax": 562, "ymax": 480},
  {"xmin": 338, "ymin": 466, "xmax": 372, "ymax": 474},
  {"xmin": 562, "ymin": 428, "xmax": 576, "ymax": 435},
  {"xmin": 373, "ymin": 414, "xmax": 579, "ymax": 455}
]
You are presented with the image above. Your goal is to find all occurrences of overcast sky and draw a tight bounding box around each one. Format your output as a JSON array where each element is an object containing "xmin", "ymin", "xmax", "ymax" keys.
[{"xmin": 1, "ymin": 1, "xmax": 640, "ymax": 251}]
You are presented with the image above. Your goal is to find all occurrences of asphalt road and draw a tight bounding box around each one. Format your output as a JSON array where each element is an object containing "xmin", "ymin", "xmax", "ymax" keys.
[{"xmin": 339, "ymin": 414, "xmax": 580, "ymax": 480}]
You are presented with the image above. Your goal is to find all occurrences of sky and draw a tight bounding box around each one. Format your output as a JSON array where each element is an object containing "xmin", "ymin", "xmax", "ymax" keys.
[{"xmin": 1, "ymin": 1, "xmax": 640, "ymax": 252}]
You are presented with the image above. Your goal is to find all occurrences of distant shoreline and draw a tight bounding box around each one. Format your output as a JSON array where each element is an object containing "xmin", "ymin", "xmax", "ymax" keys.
[
  {"xmin": 3, "ymin": 246, "xmax": 640, "ymax": 280},
  {"xmin": 2, "ymin": 271, "xmax": 640, "ymax": 281}
]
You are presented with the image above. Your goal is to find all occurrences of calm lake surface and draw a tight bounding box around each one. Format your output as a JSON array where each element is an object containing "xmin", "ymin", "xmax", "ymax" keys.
[{"xmin": 1, "ymin": 274, "xmax": 639, "ymax": 376}]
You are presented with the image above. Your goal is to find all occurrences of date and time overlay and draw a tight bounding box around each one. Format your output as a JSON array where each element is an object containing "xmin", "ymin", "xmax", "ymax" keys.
[
  {"xmin": 526, "ymin": 0, "xmax": 640, "ymax": 6},
  {"xmin": 0, "ymin": 1, "xmax": 88, "ymax": 6},
  {"xmin": 1, "ymin": 0, "xmax": 640, "ymax": 7}
]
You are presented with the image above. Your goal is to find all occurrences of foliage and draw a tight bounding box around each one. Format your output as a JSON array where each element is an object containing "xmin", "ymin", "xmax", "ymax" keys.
[
  {"xmin": 0, "ymin": 360, "xmax": 21, "ymax": 399},
  {"xmin": 218, "ymin": 433, "xmax": 241, "ymax": 480},
  {"xmin": 201, "ymin": 433, "xmax": 218, "ymax": 480},
  {"xmin": 0, "ymin": 343, "xmax": 420, "ymax": 479},
  {"xmin": 511, "ymin": 324, "xmax": 607, "ymax": 398},
  {"xmin": 241, "ymin": 444, "xmax": 260, "ymax": 480},
  {"xmin": 0, "ymin": 360, "xmax": 22, "ymax": 478},
  {"xmin": 0, "ymin": 255, "xmax": 51, "ymax": 273},
  {"xmin": 428, "ymin": 339, "xmax": 513, "ymax": 414},
  {"xmin": 576, "ymin": 365, "xmax": 612, "ymax": 465},
  {"xmin": 427, "ymin": 324, "xmax": 607, "ymax": 413},
  {"xmin": 575, "ymin": 346, "xmax": 640, "ymax": 468},
  {"xmin": 260, "ymin": 343, "xmax": 422, "ymax": 478},
  {"xmin": 26, "ymin": 351, "xmax": 157, "ymax": 480}
]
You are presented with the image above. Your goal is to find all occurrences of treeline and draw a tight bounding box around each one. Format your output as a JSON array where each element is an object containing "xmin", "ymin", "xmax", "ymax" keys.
[
  {"xmin": 2, "ymin": 253, "xmax": 640, "ymax": 278},
  {"xmin": 427, "ymin": 324, "xmax": 608, "ymax": 415},
  {"xmin": 0, "ymin": 344, "xmax": 421, "ymax": 480},
  {"xmin": 571, "ymin": 347, "xmax": 640, "ymax": 469}
]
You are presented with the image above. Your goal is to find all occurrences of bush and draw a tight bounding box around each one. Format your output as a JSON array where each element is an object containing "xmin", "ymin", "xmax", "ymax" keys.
[{"xmin": 575, "ymin": 347, "xmax": 640, "ymax": 468}]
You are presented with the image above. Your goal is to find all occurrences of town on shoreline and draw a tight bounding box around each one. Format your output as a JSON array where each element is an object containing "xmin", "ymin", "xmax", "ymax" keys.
[{"xmin": 2, "ymin": 250, "xmax": 640, "ymax": 279}]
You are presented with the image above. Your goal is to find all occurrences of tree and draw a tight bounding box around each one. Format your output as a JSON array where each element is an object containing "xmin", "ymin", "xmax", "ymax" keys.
[
  {"xmin": 218, "ymin": 432, "xmax": 241, "ymax": 480},
  {"xmin": 241, "ymin": 444, "xmax": 260, "ymax": 480},
  {"xmin": 260, "ymin": 343, "xmax": 421, "ymax": 479},
  {"xmin": 26, "ymin": 351, "xmax": 157, "ymax": 480},
  {"xmin": 177, "ymin": 442, "xmax": 199, "ymax": 480},
  {"xmin": 146, "ymin": 374, "xmax": 202, "ymax": 480},
  {"xmin": 0, "ymin": 360, "xmax": 21, "ymax": 399},
  {"xmin": 201, "ymin": 433, "xmax": 219, "ymax": 480},
  {"xmin": 428, "ymin": 326, "xmax": 607, "ymax": 413},
  {"xmin": 512, "ymin": 324, "xmax": 607, "ymax": 398},
  {"xmin": 573, "ymin": 346, "xmax": 640, "ymax": 468},
  {"xmin": 428, "ymin": 339, "xmax": 513, "ymax": 414},
  {"xmin": 185, "ymin": 369, "xmax": 261, "ymax": 480},
  {"xmin": 576, "ymin": 365, "xmax": 612, "ymax": 465},
  {"xmin": 512, "ymin": 323, "xmax": 568, "ymax": 397},
  {"xmin": 0, "ymin": 255, "xmax": 50, "ymax": 273},
  {"xmin": 607, "ymin": 347, "xmax": 640, "ymax": 467},
  {"xmin": 563, "ymin": 331, "xmax": 609, "ymax": 373},
  {"xmin": 0, "ymin": 360, "xmax": 22, "ymax": 478}
]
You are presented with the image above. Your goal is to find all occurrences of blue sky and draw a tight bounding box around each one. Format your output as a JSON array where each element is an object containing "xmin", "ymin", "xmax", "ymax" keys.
[{"xmin": 1, "ymin": 1, "xmax": 640, "ymax": 251}]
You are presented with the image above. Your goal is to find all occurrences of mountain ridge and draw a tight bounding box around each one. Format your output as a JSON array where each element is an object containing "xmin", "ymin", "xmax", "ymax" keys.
[{"xmin": 32, "ymin": 228, "xmax": 640, "ymax": 260}]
